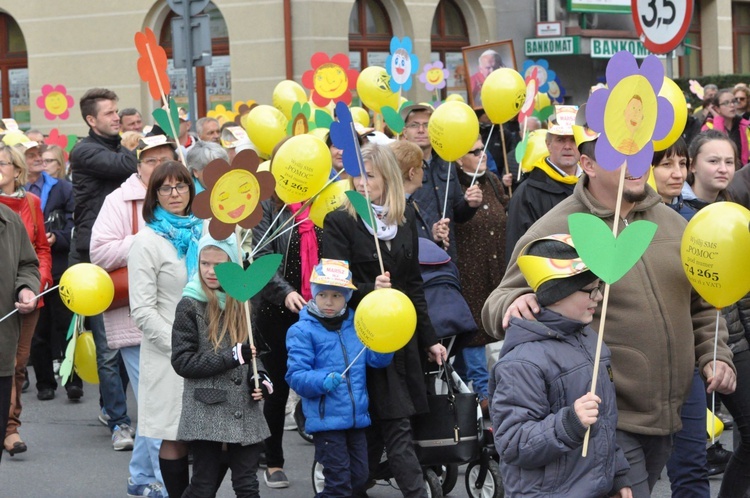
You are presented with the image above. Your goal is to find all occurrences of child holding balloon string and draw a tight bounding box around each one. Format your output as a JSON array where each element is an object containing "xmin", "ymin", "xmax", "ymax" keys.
[
  {"xmin": 286, "ymin": 259, "xmax": 393, "ymax": 497},
  {"xmin": 171, "ymin": 234, "xmax": 272, "ymax": 498}
]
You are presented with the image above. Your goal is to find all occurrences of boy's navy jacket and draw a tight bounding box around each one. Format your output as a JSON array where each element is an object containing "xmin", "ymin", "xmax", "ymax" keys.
[
  {"xmin": 286, "ymin": 307, "xmax": 393, "ymax": 434},
  {"xmin": 489, "ymin": 308, "xmax": 630, "ymax": 497}
]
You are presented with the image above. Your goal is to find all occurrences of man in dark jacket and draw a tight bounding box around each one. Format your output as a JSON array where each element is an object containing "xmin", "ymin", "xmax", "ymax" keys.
[
  {"xmin": 69, "ymin": 88, "xmax": 136, "ymax": 450},
  {"xmin": 505, "ymin": 106, "xmax": 580, "ymax": 263},
  {"xmin": 400, "ymin": 103, "xmax": 482, "ymax": 261}
]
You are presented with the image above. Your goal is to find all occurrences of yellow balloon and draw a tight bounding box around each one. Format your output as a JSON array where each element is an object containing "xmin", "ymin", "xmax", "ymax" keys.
[
  {"xmin": 59, "ymin": 263, "xmax": 115, "ymax": 316},
  {"xmin": 646, "ymin": 166, "xmax": 657, "ymax": 192},
  {"xmin": 445, "ymin": 93, "xmax": 465, "ymax": 103},
  {"xmin": 707, "ymin": 408, "xmax": 724, "ymax": 440},
  {"xmin": 534, "ymin": 92, "xmax": 551, "ymax": 112},
  {"xmin": 74, "ymin": 331, "xmax": 99, "ymax": 384},
  {"xmin": 272, "ymin": 134, "xmax": 331, "ymax": 204},
  {"xmin": 309, "ymin": 180, "xmax": 351, "ymax": 228},
  {"xmin": 481, "ymin": 68, "xmax": 526, "ymax": 124},
  {"xmin": 653, "ymin": 77, "xmax": 688, "ymax": 151},
  {"xmin": 428, "ymin": 101, "xmax": 479, "ymax": 162},
  {"xmin": 356, "ymin": 66, "xmax": 400, "ymax": 114},
  {"xmin": 520, "ymin": 130, "xmax": 550, "ymax": 173},
  {"xmin": 243, "ymin": 105, "xmax": 288, "ymax": 159},
  {"xmin": 680, "ymin": 202, "xmax": 750, "ymax": 308},
  {"xmin": 308, "ymin": 127, "xmax": 330, "ymax": 143},
  {"xmin": 354, "ymin": 288, "xmax": 417, "ymax": 353},
  {"xmin": 350, "ymin": 107, "xmax": 370, "ymax": 128},
  {"xmin": 272, "ymin": 80, "xmax": 308, "ymax": 120}
]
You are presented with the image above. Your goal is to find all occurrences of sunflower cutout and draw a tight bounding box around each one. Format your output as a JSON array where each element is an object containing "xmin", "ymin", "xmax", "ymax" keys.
[
  {"xmin": 419, "ymin": 61, "xmax": 449, "ymax": 92},
  {"xmin": 287, "ymin": 102, "xmax": 317, "ymax": 136},
  {"xmin": 302, "ymin": 53, "xmax": 359, "ymax": 107},
  {"xmin": 522, "ymin": 59, "xmax": 556, "ymax": 94},
  {"xmin": 585, "ymin": 51, "xmax": 674, "ymax": 177},
  {"xmin": 208, "ymin": 104, "xmax": 237, "ymax": 126},
  {"xmin": 233, "ymin": 100, "xmax": 257, "ymax": 126},
  {"xmin": 192, "ymin": 149, "xmax": 276, "ymax": 239},
  {"xmin": 386, "ymin": 37, "xmax": 419, "ymax": 92},
  {"xmin": 37, "ymin": 85, "xmax": 75, "ymax": 120}
]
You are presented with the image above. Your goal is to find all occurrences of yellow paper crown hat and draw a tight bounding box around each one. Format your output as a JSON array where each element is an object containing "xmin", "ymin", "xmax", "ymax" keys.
[{"xmin": 517, "ymin": 234, "xmax": 589, "ymax": 292}]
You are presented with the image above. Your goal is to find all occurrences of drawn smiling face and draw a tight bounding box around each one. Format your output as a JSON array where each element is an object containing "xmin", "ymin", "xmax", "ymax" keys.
[
  {"xmin": 391, "ymin": 48, "xmax": 411, "ymax": 85},
  {"xmin": 314, "ymin": 63, "xmax": 348, "ymax": 99},
  {"xmin": 45, "ymin": 91, "xmax": 68, "ymax": 115},
  {"xmin": 426, "ymin": 67, "xmax": 445, "ymax": 86},
  {"xmin": 210, "ymin": 169, "xmax": 261, "ymax": 224}
]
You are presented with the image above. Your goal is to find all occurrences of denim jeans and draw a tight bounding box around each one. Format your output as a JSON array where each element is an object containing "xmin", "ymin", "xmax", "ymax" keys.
[
  {"xmin": 121, "ymin": 346, "xmax": 164, "ymax": 492},
  {"xmin": 666, "ymin": 368, "xmax": 710, "ymax": 498},
  {"xmin": 452, "ymin": 345, "xmax": 489, "ymax": 400},
  {"xmin": 89, "ymin": 314, "xmax": 130, "ymax": 430}
]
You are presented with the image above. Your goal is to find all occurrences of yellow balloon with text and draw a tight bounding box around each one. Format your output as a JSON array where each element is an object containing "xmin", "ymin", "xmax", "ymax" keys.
[
  {"xmin": 653, "ymin": 77, "xmax": 688, "ymax": 151},
  {"xmin": 272, "ymin": 80, "xmax": 308, "ymax": 120},
  {"xmin": 309, "ymin": 180, "xmax": 351, "ymax": 228},
  {"xmin": 357, "ymin": 66, "xmax": 400, "ymax": 114},
  {"xmin": 428, "ymin": 101, "xmax": 479, "ymax": 162},
  {"xmin": 481, "ymin": 68, "xmax": 526, "ymax": 124},
  {"xmin": 272, "ymin": 134, "xmax": 331, "ymax": 204},
  {"xmin": 59, "ymin": 263, "xmax": 115, "ymax": 316},
  {"xmin": 680, "ymin": 202, "xmax": 750, "ymax": 308},
  {"xmin": 354, "ymin": 288, "xmax": 417, "ymax": 353},
  {"xmin": 74, "ymin": 331, "xmax": 99, "ymax": 384},
  {"xmin": 243, "ymin": 105, "xmax": 288, "ymax": 159}
]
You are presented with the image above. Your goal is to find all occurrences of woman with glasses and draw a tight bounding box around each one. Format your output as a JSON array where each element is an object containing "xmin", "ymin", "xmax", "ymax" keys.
[
  {"xmin": 90, "ymin": 136, "xmax": 177, "ymax": 497},
  {"xmin": 0, "ymin": 143, "xmax": 52, "ymax": 457},
  {"xmin": 451, "ymin": 136, "xmax": 508, "ymax": 415},
  {"xmin": 702, "ymin": 88, "xmax": 750, "ymax": 166},
  {"xmin": 128, "ymin": 160, "xmax": 202, "ymax": 498},
  {"xmin": 735, "ymin": 85, "xmax": 750, "ymax": 121},
  {"xmin": 41, "ymin": 144, "xmax": 67, "ymax": 180}
]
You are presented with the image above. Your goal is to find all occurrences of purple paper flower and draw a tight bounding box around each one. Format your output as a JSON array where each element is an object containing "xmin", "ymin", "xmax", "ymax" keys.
[
  {"xmin": 585, "ymin": 51, "xmax": 674, "ymax": 177},
  {"xmin": 419, "ymin": 62, "xmax": 449, "ymax": 92}
]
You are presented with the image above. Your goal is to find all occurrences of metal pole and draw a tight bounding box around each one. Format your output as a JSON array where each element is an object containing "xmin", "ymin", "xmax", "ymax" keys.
[
  {"xmin": 183, "ymin": 1, "xmax": 197, "ymax": 126},
  {"xmin": 666, "ymin": 51, "xmax": 673, "ymax": 79}
]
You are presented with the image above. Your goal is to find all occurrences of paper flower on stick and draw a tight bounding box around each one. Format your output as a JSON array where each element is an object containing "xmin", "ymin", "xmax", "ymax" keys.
[
  {"xmin": 419, "ymin": 61, "xmax": 449, "ymax": 92},
  {"xmin": 689, "ymin": 79, "xmax": 704, "ymax": 100},
  {"xmin": 585, "ymin": 51, "xmax": 674, "ymax": 177},
  {"xmin": 522, "ymin": 59, "xmax": 556, "ymax": 94},
  {"xmin": 330, "ymin": 102, "xmax": 365, "ymax": 177},
  {"xmin": 518, "ymin": 68, "xmax": 539, "ymax": 124},
  {"xmin": 135, "ymin": 28, "xmax": 170, "ymax": 101},
  {"xmin": 386, "ymin": 37, "xmax": 419, "ymax": 92},
  {"xmin": 36, "ymin": 85, "xmax": 74, "ymax": 120},
  {"xmin": 44, "ymin": 128, "xmax": 77, "ymax": 160},
  {"xmin": 302, "ymin": 53, "xmax": 359, "ymax": 107},
  {"xmin": 192, "ymin": 150, "xmax": 276, "ymax": 239},
  {"xmin": 287, "ymin": 102, "xmax": 317, "ymax": 136},
  {"xmin": 208, "ymin": 104, "xmax": 237, "ymax": 126},
  {"xmin": 547, "ymin": 76, "xmax": 566, "ymax": 103}
]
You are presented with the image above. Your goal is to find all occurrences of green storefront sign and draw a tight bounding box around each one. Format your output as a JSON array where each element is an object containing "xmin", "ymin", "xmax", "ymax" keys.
[
  {"xmin": 591, "ymin": 38, "xmax": 659, "ymax": 59},
  {"xmin": 525, "ymin": 37, "xmax": 580, "ymax": 57}
]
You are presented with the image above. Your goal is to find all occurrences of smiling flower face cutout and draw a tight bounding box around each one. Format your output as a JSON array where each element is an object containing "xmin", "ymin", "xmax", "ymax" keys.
[
  {"xmin": 192, "ymin": 149, "xmax": 276, "ymax": 239},
  {"xmin": 419, "ymin": 61, "xmax": 449, "ymax": 92},
  {"xmin": 36, "ymin": 84, "xmax": 75, "ymax": 120},
  {"xmin": 386, "ymin": 37, "xmax": 419, "ymax": 92},
  {"xmin": 302, "ymin": 53, "xmax": 359, "ymax": 107}
]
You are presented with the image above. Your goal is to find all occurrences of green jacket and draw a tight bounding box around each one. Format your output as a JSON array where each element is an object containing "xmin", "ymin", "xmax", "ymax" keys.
[
  {"xmin": 482, "ymin": 177, "xmax": 734, "ymax": 436},
  {"xmin": 0, "ymin": 203, "xmax": 40, "ymax": 377}
]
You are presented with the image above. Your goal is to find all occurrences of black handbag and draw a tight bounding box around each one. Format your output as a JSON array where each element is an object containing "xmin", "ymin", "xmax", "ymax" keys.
[{"xmin": 411, "ymin": 362, "xmax": 481, "ymax": 465}]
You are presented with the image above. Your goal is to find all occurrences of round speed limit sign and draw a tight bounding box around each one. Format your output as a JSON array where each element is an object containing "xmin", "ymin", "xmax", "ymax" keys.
[{"xmin": 632, "ymin": 0, "xmax": 693, "ymax": 54}]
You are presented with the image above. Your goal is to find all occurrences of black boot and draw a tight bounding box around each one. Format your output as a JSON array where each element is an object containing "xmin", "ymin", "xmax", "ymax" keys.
[
  {"xmin": 706, "ymin": 442, "xmax": 732, "ymax": 476},
  {"xmin": 159, "ymin": 456, "xmax": 190, "ymax": 497}
]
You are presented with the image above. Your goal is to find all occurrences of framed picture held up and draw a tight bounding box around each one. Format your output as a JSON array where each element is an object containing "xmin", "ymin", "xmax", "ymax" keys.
[{"xmin": 462, "ymin": 40, "xmax": 517, "ymax": 109}]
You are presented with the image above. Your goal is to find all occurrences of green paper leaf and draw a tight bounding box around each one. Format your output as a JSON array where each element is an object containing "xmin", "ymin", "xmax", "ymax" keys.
[
  {"xmin": 315, "ymin": 110, "xmax": 334, "ymax": 130},
  {"xmin": 152, "ymin": 100, "xmax": 180, "ymax": 138},
  {"xmin": 515, "ymin": 134, "xmax": 529, "ymax": 164},
  {"xmin": 533, "ymin": 105, "xmax": 555, "ymax": 123},
  {"xmin": 568, "ymin": 213, "xmax": 658, "ymax": 284},
  {"xmin": 64, "ymin": 134, "xmax": 78, "ymax": 153},
  {"xmin": 215, "ymin": 254, "xmax": 283, "ymax": 302},
  {"xmin": 381, "ymin": 105, "xmax": 404, "ymax": 134},
  {"xmin": 60, "ymin": 327, "xmax": 77, "ymax": 386},
  {"xmin": 345, "ymin": 190, "xmax": 375, "ymax": 230}
]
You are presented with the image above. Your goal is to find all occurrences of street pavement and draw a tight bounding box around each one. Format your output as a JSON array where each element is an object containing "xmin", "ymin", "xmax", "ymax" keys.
[{"xmin": 0, "ymin": 367, "xmax": 729, "ymax": 497}]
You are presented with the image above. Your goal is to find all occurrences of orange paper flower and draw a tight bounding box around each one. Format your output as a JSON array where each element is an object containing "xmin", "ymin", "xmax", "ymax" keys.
[{"xmin": 135, "ymin": 28, "xmax": 170, "ymax": 101}]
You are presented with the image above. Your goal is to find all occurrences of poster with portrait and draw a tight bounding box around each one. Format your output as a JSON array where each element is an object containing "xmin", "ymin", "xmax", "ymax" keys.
[{"xmin": 463, "ymin": 40, "xmax": 517, "ymax": 109}]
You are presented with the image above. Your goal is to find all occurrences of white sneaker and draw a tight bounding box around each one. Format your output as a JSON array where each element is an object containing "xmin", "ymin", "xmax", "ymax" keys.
[
  {"xmin": 112, "ymin": 425, "xmax": 134, "ymax": 451},
  {"xmin": 98, "ymin": 408, "xmax": 110, "ymax": 427}
]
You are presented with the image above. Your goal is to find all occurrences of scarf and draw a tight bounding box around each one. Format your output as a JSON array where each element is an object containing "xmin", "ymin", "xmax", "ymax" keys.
[
  {"xmin": 533, "ymin": 157, "xmax": 580, "ymax": 185},
  {"xmin": 182, "ymin": 273, "xmax": 227, "ymax": 310},
  {"xmin": 147, "ymin": 205, "xmax": 202, "ymax": 279},
  {"xmin": 307, "ymin": 301, "xmax": 349, "ymax": 331},
  {"xmin": 364, "ymin": 203, "xmax": 398, "ymax": 241},
  {"xmin": 290, "ymin": 202, "xmax": 319, "ymax": 301}
]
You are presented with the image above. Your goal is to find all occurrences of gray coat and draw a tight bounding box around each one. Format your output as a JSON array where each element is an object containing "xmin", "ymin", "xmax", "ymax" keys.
[{"xmin": 172, "ymin": 297, "xmax": 270, "ymax": 445}]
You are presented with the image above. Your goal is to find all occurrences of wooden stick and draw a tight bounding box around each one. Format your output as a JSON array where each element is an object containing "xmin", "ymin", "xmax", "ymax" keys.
[
  {"xmin": 500, "ymin": 126, "xmax": 512, "ymax": 198},
  {"xmin": 582, "ymin": 164, "xmax": 627, "ymax": 457},
  {"xmin": 234, "ymin": 228, "xmax": 259, "ymax": 389}
]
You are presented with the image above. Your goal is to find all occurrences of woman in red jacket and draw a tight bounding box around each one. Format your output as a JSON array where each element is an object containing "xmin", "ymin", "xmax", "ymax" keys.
[{"xmin": 0, "ymin": 142, "xmax": 52, "ymax": 456}]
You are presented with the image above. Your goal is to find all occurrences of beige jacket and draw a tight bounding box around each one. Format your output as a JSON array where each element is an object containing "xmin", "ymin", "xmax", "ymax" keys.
[{"xmin": 482, "ymin": 178, "xmax": 733, "ymax": 436}]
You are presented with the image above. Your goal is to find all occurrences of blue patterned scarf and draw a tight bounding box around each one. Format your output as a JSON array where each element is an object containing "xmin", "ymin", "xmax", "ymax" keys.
[{"xmin": 147, "ymin": 205, "xmax": 203, "ymax": 279}]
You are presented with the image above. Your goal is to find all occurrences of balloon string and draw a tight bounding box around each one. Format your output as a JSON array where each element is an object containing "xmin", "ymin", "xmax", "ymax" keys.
[
  {"xmin": 441, "ymin": 161, "xmax": 451, "ymax": 220},
  {"xmin": 245, "ymin": 204, "xmax": 286, "ymax": 257},
  {"xmin": 341, "ymin": 347, "xmax": 367, "ymax": 378},
  {"xmin": 0, "ymin": 285, "xmax": 59, "ymax": 324},
  {"xmin": 499, "ymin": 125, "xmax": 512, "ymax": 198},
  {"xmin": 470, "ymin": 124, "xmax": 494, "ymax": 188},
  {"xmin": 711, "ymin": 308, "xmax": 720, "ymax": 445}
]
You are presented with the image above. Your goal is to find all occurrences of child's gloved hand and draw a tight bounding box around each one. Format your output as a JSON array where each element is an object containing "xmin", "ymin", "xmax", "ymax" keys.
[
  {"xmin": 232, "ymin": 343, "xmax": 254, "ymax": 365},
  {"xmin": 248, "ymin": 369, "xmax": 273, "ymax": 400},
  {"xmin": 323, "ymin": 372, "xmax": 343, "ymax": 392}
]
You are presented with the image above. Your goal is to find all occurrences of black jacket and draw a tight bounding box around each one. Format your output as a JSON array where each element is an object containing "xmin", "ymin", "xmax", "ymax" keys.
[
  {"xmin": 70, "ymin": 130, "xmax": 137, "ymax": 255},
  {"xmin": 322, "ymin": 207, "xmax": 439, "ymax": 419},
  {"xmin": 504, "ymin": 166, "xmax": 575, "ymax": 263},
  {"xmin": 42, "ymin": 177, "xmax": 75, "ymax": 279}
]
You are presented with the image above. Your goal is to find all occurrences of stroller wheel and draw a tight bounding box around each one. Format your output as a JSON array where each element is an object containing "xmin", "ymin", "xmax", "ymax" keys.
[
  {"xmin": 295, "ymin": 400, "xmax": 314, "ymax": 443},
  {"xmin": 311, "ymin": 460, "xmax": 325, "ymax": 493},
  {"xmin": 424, "ymin": 468, "xmax": 444, "ymax": 498},
  {"xmin": 433, "ymin": 464, "xmax": 459, "ymax": 494},
  {"xmin": 465, "ymin": 459, "xmax": 503, "ymax": 498}
]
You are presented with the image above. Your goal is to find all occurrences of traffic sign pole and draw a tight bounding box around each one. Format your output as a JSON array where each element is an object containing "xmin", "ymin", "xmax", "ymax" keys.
[{"xmin": 183, "ymin": 0, "xmax": 197, "ymax": 126}]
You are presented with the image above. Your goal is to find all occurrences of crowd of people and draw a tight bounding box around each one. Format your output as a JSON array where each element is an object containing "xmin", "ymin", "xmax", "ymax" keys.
[{"xmin": 0, "ymin": 78, "xmax": 748, "ymax": 498}]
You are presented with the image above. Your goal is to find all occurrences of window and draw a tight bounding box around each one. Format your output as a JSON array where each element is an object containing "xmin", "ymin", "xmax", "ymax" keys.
[
  {"xmin": 679, "ymin": 2, "xmax": 701, "ymax": 77},
  {"xmin": 0, "ymin": 14, "xmax": 29, "ymax": 129},
  {"xmin": 734, "ymin": 3, "xmax": 750, "ymax": 74},
  {"xmin": 159, "ymin": 2, "xmax": 230, "ymax": 117},
  {"xmin": 431, "ymin": 0, "xmax": 470, "ymax": 101},
  {"xmin": 349, "ymin": 0, "xmax": 393, "ymax": 71}
]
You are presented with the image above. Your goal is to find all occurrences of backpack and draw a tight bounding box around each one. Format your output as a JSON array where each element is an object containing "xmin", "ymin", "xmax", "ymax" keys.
[{"xmin": 418, "ymin": 238, "xmax": 477, "ymax": 339}]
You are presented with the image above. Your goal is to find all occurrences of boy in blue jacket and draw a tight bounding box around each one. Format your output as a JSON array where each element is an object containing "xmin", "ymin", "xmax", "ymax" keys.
[
  {"xmin": 286, "ymin": 259, "xmax": 392, "ymax": 497},
  {"xmin": 489, "ymin": 234, "xmax": 632, "ymax": 498}
]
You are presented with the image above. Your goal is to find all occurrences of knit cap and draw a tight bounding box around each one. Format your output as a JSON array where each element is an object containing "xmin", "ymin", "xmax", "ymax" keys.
[{"xmin": 198, "ymin": 233, "xmax": 240, "ymax": 265}]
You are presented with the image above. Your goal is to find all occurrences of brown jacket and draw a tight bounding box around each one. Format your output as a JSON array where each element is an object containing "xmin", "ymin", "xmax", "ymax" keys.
[{"xmin": 482, "ymin": 178, "xmax": 733, "ymax": 436}]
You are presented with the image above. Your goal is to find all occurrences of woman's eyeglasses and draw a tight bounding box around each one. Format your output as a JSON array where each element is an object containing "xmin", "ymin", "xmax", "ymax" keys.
[
  {"xmin": 719, "ymin": 99, "xmax": 742, "ymax": 107},
  {"xmin": 157, "ymin": 183, "xmax": 190, "ymax": 197},
  {"xmin": 468, "ymin": 148, "xmax": 485, "ymax": 157},
  {"xmin": 42, "ymin": 158, "xmax": 59, "ymax": 164},
  {"xmin": 578, "ymin": 281, "xmax": 605, "ymax": 300}
]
